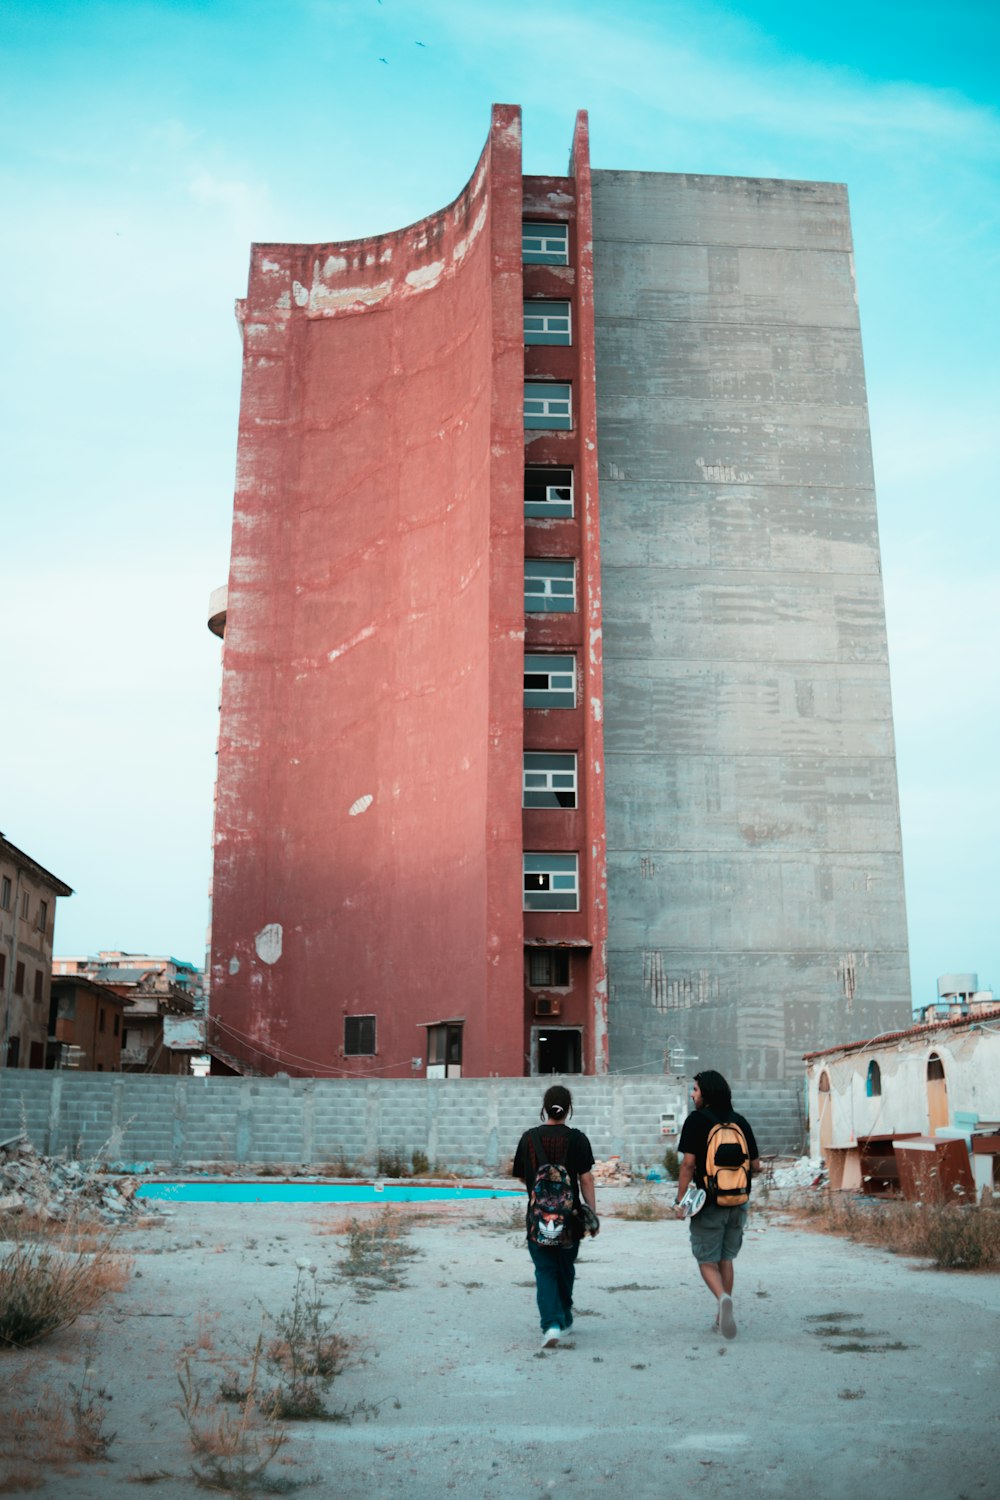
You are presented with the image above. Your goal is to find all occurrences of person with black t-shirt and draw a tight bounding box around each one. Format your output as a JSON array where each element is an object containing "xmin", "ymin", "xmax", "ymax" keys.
[
  {"xmin": 674, "ymin": 1069, "xmax": 761, "ymax": 1340},
  {"xmin": 512, "ymin": 1084, "xmax": 598, "ymax": 1349}
]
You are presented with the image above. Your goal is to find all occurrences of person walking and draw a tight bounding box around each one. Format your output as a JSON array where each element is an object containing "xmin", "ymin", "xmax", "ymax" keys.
[
  {"xmin": 513, "ymin": 1085, "xmax": 598, "ymax": 1349},
  {"xmin": 674, "ymin": 1069, "xmax": 761, "ymax": 1340}
]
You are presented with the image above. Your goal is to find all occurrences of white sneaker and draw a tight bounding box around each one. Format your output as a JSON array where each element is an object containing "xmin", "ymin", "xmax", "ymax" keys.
[
  {"xmin": 719, "ymin": 1295, "xmax": 737, "ymax": 1340},
  {"xmin": 542, "ymin": 1327, "xmax": 561, "ymax": 1349}
]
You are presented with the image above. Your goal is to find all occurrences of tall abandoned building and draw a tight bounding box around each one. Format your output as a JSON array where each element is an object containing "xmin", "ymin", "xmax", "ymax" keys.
[{"xmin": 207, "ymin": 106, "xmax": 910, "ymax": 1083}]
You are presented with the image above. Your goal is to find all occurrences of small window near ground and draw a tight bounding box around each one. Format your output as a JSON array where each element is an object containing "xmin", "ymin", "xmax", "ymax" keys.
[
  {"xmin": 525, "ymin": 467, "xmax": 573, "ymax": 519},
  {"xmin": 866, "ymin": 1059, "xmax": 882, "ymax": 1097},
  {"xmin": 524, "ymin": 654, "xmax": 576, "ymax": 709},
  {"xmin": 523, "ymin": 752, "xmax": 577, "ymax": 808},
  {"xmin": 524, "ymin": 382, "xmax": 572, "ymax": 431},
  {"xmin": 528, "ymin": 949, "xmax": 571, "ymax": 987},
  {"xmin": 523, "ymin": 853, "xmax": 579, "ymax": 911},
  {"xmin": 344, "ymin": 1015, "xmax": 376, "ymax": 1056},
  {"xmin": 522, "ymin": 222, "xmax": 569, "ymax": 265},
  {"xmin": 524, "ymin": 300, "xmax": 571, "ymax": 345},
  {"xmin": 525, "ymin": 558, "xmax": 576, "ymax": 612}
]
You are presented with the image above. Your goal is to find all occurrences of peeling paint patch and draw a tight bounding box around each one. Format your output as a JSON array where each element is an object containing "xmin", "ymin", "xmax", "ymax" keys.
[
  {"xmin": 260, "ymin": 258, "xmax": 283, "ymax": 273},
  {"xmin": 228, "ymin": 957, "xmax": 240, "ymax": 975},
  {"xmin": 323, "ymin": 254, "xmax": 348, "ymax": 277},
  {"xmin": 591, "ymin": 697, "xmax": 603, "ymax": 721},
  {"xmin": 255, "ymin": 924, "xmax": 283, "ymax": 965},
  {"xmin": 327, "ymin": 624, "xmax": 376, "ymax": 663},
  {"xmin": 292, "ymin": 281, "xmax": 309, "ymax": 307},
  {"xmin": 405, "ymin": 260, "xmax": 445, "ymax": 291},
  {"xmin": 275, "ymin": 291, "xmax": 291, "ymax": 309},
  {"xmin": 309, "ymin": 280, "xmax": 393, "ymax": 313},
  {"xmin": 349, "ymin": 794, "xmax": 374, "ymax": 817},
  {"xmin": 453, "ymin": 202, "xmax": 487, "ymax": 263}
]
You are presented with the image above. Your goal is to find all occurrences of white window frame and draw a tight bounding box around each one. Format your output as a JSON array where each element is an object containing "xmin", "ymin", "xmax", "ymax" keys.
[
  {"xmin": 523, "ymin": 300, "xmax": 572, "ymax": 346},
  {"xmin": 525, "ymin": 467, "xmax": 573, "ymax": 519},
  {"xmin": 523, "ymin": 853, "xmax": 579, "ymax": 912},
  {"xmin": 522, "ymin": 222, "xmax": 569, "ymax": 265},
  {"xmin": 523, "ymin": 752, "xmax": 578, "ymax": 809},
  {"xmin": 524, "ymin": 382, "xmax": 572, "ymax": 431},
  {"xmin": 524, "ymin": 655, "xmax": 576, "ymax": 708},
  {"xmin": 524, "ymin": 559, "xmax": 576, "ymax": 613}
]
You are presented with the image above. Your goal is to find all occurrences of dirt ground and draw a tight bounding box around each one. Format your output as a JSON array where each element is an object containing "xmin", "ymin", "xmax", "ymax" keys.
[{"xmin": 2, "ymin": 1183, "xmax": 999, "ymax": 1499}]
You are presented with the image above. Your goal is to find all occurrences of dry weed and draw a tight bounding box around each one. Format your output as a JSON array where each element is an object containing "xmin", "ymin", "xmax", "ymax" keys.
[
  {"xmin": 177, "ymin": 1342, "xmax": 292, "ymax": 1493},
  {"xmin": 797, "ymin": 1192, "xmax": 1000, "ymax": 1269},
  {"xmin": 0, "ymin": 1219, "xmax": 131, "ymax": 1348}
]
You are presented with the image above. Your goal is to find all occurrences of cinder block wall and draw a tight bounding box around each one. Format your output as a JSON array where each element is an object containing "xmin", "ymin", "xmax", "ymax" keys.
[{"xmin": 0, "ymin": 1074, "xmax": 804, "ymax": 1167}]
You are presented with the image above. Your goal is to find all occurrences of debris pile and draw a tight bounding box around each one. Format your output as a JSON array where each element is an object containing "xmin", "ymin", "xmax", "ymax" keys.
[
  {"xmin": 0, "ymin": 1135, "xmax": 140, "ymax": 1224},
  {"xmin": 769, "ymin": 1156, "xmax": 826, "ymax": 1190},
  {"xmin": 592, "ymin": 1157, "xmax": 633, "ymax": 1185}
]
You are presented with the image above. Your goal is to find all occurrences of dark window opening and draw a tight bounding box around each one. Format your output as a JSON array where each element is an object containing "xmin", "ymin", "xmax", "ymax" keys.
[
  {"xmin": 866, "ymin": 1059, "xmax": 882, "ymax": 1097},
  {"xmin": 33, "ymin": 971, "xmax": 43, "ymax": 1004},
  {"xmin": 14, "ymin": 962, "xmax": 25, "ymax": 996},
  {"xmin": 528, "ymin": 950, "xmax": 571, "ymax": 987},
  {"xmin": 537, "ymin": 1029, "xmax": 582, "ymax": 1074},
  {"xmin": 344, "ymin": 1015, "xmax": 376, "ymax": 1056}
]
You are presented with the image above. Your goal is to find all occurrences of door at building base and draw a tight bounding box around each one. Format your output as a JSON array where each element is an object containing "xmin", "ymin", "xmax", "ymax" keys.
[
  {"xmin": 534, "ymin": 1027, "xmax": 582, "ymax": 1075},
  {"xmin": 426, "ymin": 1023, "xmax": 463, "ymax": 1079}
]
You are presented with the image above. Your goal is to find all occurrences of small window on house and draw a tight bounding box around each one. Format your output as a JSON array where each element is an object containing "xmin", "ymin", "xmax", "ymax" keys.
[
  {"xmin": 37, "ymin": 900, "xmax": 48, "ymax": 933},
  {"xmin": 525, "ymin": 467, "xmax": 573, "ymax": 519},
  {"xmin": 33, "ymin": 971, "xmax": 43, "ymax": 1004},
  {"xmin": 524, "ymin": 382, "xmax": 572, "ymax": 430},
  {"xmin": 523, "ymin": 853, "xmax": 579, "ymax": 911},
  {"xmin": 927, "ymin": 1053, "xmax": 945, "ymax": 1080},
  {"xmin": 14, "ymin": 961, "xmax": 25, "ymax": 996},
  {"xmin": 866, "ymin": 1059, "xmax": 882, "ymax": 1097},
  {"xmin": 524, "ymin": 654, "xmax": 576, "ymax": 709},
  {"xmin": 523, "ymin": 752, "xmax": 577, "ymax": 808},
  {"xmin": 525, "ymin": 559, "xmax": 576, "ymax": 612},
  {"xmin": 99, "ymin": 1008, "xmax": 106, "ymax": 1033},
  {"xmin": 528, "ymin": 949, "xmax": 571, "ymax": 987},
  {"xmin": 20, "ymin": 892, "xmax": 30, "ymax": 921},
  {"xmin": 522, "ymin": 222, "xmax": 569, "ymax": 264},
  {"xmin": 344, "ymin": 1015, "xmax": 376, "ymax": 1056},
  {"xmin": 524, "ymin": 300, "xmax": 571, "ymax": 346},
  {"xmin": 0, "ymin": 876, "xmax": 11, "ymax": 910},
  {"xmin": 6, "ymin": 1036, "xmax": 19, "ymax": 1067},
  {"xmin": 114, "ymin": 1014, "xmax": 120, "ymax": 1037}
]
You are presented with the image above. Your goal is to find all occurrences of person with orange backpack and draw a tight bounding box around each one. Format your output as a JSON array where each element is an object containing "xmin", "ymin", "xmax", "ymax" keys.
[{"xmin": 674, "ymin": 1070, "xmax": 761, "ymax": 1340}]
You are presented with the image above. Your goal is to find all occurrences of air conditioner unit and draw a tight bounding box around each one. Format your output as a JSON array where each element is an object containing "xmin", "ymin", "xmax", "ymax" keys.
[{"xmin": 534, "ymin": 996, "xmax": 562, "ymax": 1018}]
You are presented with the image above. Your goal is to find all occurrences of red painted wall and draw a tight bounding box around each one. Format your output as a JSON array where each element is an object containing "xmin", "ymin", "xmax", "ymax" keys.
[{"xmin": 211, "ymin": 107, "xmax": 526, "ymax": 1077}]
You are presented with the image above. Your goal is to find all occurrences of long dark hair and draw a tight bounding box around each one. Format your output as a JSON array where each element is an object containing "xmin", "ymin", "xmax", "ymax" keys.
[
  {"xmin": 695, "ymin": 1070, "xmax": 732, "ymax": 1115},
  {"xmin": 541, "ymin": 1084, "xmax": 573, "ymax": 1121}
]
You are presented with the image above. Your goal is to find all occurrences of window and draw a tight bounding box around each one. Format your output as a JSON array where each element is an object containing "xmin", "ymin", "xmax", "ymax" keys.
[
  {"xmin": 525, "ymin": 467, "xmax": 573, "ymax": 519},
  {"xmin": 37, "ymin": 900, "xmax": 48, "ymax": 933},
  {"xmin": 524, "ymin": 382, "xmax": 572, "ymax": 430},
  {"xmin": 99, "ymin": 1007, "xmax": 106, "ymax": 1033},
  {"xmin": 528, "ymin": 949, "xmax": 571, "ymax": 987},
  {"xmin": 20, "ymin": 892, "xmax": 30, "ymax": 921},
  {"xmin": 866, "ymin": 1059, "xmax": 881, "ymax": 1098},
  {"xmin": 14, "ymin": 962, "xmax": 25, "ymax": 996},
  {"xmin": 524, "ymin": 300, "xmax": 571, "ymax": 346},
  {"xmin": 525, "ymin": 559, "xmax": 575, "ymax": 612},
  {"xmin": 0, "ymin": 876, "xmax": 10, "ymax": 910},
  {"xmin": 523, "ymin": 853, "xmax": 579, "ymax": 911},
  {"xmin": 114, "ymin": 1014, "xmax": 120, "ymax": 1037},
  {"xmin": 344, "ymin": 1015, "xmax": 376, "ymax": 1056},
  {"xmin": 524, "ymin": 655, "xmax": 576, "ymax": 709},
  {"xmin": 523, "ymin": 752, "xmax": 577, "ymax": 808},
  {"xmin": 33, "ymin": 971, "xmax": 43, "ymax": 1004},
  {"xmin": 6, "ymin": 1037, "xmax": 19, "ymax": 1068},
  {"xmin": 522, "ymin": 222, "xmax": 569, "ymax": 265}
]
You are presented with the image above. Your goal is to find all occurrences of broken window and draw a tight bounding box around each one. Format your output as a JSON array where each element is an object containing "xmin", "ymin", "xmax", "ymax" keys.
[
  {"xmin": 525, "ymin": 466, "xmax": 573, "ymax": 519},
  {"xmin": 523, "ymin": 853, "xmax": 579, "ymax": 911},
  {"xmin": 344, "ymin": 1015, "xmax": 376, "ymax": 1056},
  {"xmin": 524, "ymin": 654, "xmax": 576, "ymax": 709},
  {"xmin": 525, "ymin": 558, "xmax": 576, "ymax": 612},
  {"xmin": 523, "ymin": 752, "xmax": 577, "ymax": 808}
]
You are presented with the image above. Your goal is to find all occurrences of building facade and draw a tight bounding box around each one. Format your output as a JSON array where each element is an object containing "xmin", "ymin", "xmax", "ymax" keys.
[
  {"xmin": 0, "ymin": 834, "xmax": 73, "ymax": 1070},
  {"xmin": 207, "ymin": 106, "xmax": 909, "ymax": 1083}
]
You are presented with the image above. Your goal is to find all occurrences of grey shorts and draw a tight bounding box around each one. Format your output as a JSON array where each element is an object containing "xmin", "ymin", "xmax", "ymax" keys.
[{"xmin": 689, "ymin": 1202, "xmax": 748, "ymax": 1264}]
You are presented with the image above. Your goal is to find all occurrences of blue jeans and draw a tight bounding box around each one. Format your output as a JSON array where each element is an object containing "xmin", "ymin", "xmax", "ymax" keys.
[{"xmin": 528, "ymin": 1240, "xmax": 579, "ymax": 1332}]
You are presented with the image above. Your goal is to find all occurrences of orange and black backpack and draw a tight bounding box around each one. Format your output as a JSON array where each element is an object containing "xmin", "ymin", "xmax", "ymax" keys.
[{"xmin": 703, "ymin": 1113, "xmax": 751, "ymax": 1207}]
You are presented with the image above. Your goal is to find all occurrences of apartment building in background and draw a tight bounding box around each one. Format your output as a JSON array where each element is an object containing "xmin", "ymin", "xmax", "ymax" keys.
[
  {"xmin": 206, "ymin": 105, "xmax": 910, "ymax": 1083},
  {"xmin": 0, "ymin": 833, "xmax": 73, "ymax": 1069}
]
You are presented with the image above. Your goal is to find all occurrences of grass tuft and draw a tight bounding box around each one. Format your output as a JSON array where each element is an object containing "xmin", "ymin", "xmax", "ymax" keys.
[
  {"xmin": 795, "ymin": 1193, "xmax": 1000, "ymax": 1270},
  {"xmin": 0, "ymin": 1219, "xmax": 131, "ymax": 1349}
]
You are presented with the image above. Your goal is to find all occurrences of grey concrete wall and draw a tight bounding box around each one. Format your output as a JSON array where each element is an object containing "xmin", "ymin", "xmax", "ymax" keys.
[
  {"xmin": 592, "ymin": 170, "xmax": 911, "ymax": 1081},
  {"xmin": 0, "ymin": 1072, "xmax": 805, "ymax": 1166}
]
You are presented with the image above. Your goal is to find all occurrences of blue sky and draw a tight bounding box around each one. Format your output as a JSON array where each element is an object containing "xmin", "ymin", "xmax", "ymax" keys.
[{"xmin": 3, "ymin": 0, "xmax": 998, "ymax": 1008}]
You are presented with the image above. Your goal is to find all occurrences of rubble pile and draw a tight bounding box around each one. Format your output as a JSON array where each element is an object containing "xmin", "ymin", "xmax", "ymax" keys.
[
  {"xmin": 592, "ymin": 1156, "xmax": 633, "ymax": 1185},
  {"xmin": 769, "ymin": 1156, "xmax": 826, "ymax": 1190},
  {"xmin": 0, "ymin": 1135, "xmax": 140, "ymax": 1224}
]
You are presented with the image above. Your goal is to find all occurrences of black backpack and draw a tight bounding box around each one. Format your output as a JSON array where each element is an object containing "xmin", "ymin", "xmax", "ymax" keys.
[{"xmin": 526, "ymin": 1129, "xmax": 576, "ymax": 1248}]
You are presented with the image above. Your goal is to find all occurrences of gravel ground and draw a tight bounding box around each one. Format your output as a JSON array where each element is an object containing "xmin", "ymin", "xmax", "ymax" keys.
[{"xmin": 2, "ymin": 1183, "xmax": 999, "ymax": 1498}]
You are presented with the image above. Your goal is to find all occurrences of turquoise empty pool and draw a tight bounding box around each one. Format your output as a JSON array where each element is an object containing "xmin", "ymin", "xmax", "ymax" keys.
[{"xmin": 136, "ymin": 1182, "xmax": 523, "ymax": 1204}]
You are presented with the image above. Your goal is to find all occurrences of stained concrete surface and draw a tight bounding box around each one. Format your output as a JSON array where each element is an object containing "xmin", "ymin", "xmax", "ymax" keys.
[{"xmin": 3, "ymin": 1186, "xmax": 998, "ymax": 1498}]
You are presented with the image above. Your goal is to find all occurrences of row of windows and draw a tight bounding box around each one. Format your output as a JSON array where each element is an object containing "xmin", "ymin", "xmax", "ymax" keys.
[
  {"xmin": 0, "ymin": 878, "xmax": 49, "ymax": 931},
  {"xmin": 0, "ymin": 952, "xmax": 44, "ymax": 1002}
]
